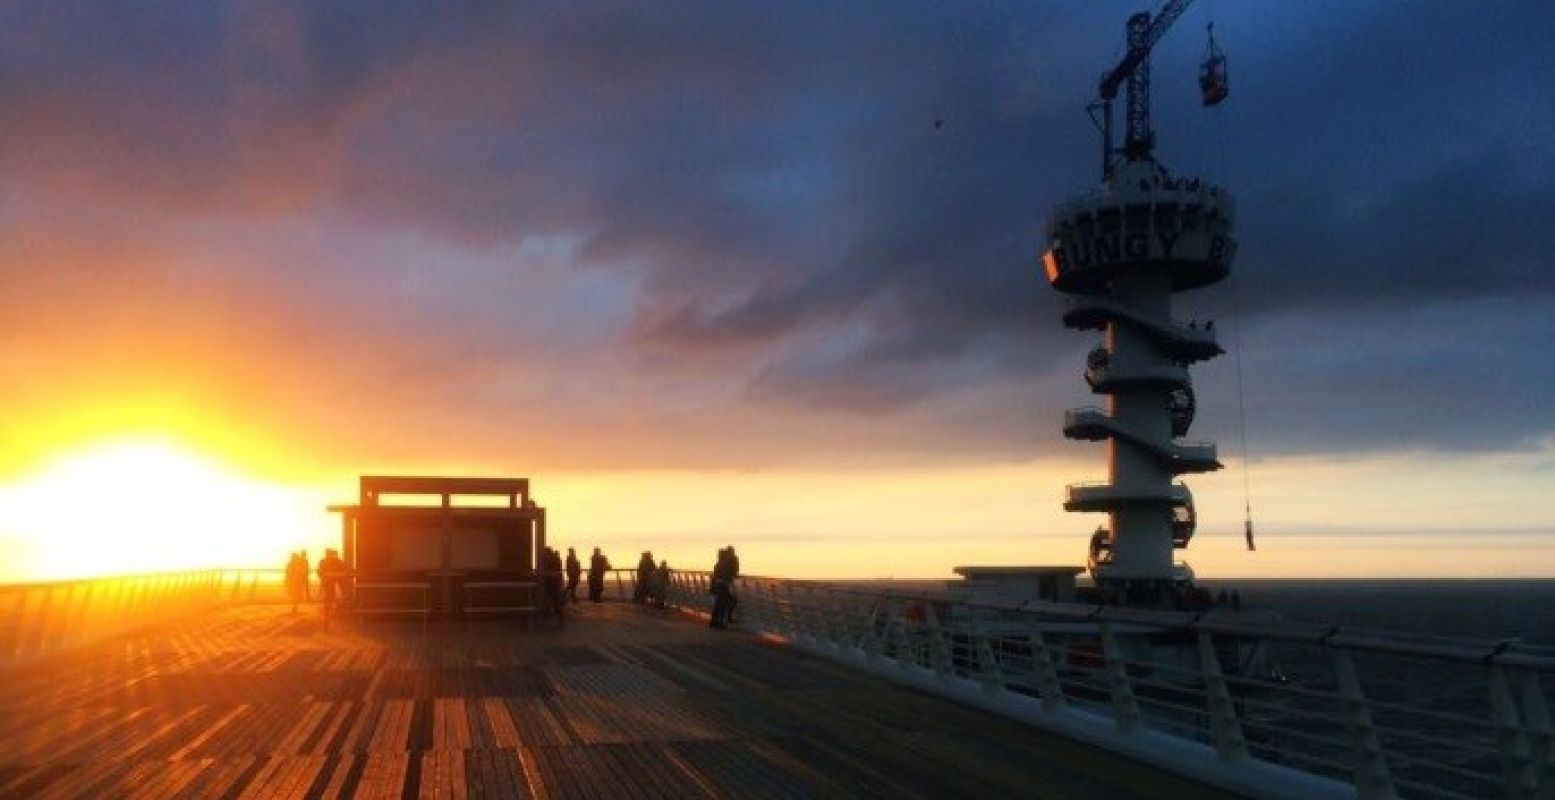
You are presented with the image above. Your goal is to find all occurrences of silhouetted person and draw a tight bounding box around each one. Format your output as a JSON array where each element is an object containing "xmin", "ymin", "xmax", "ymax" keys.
[
  {"xmin": 318, "ymin": 548, "xmax": 346, "ymax": 618},
  {"xmin": 297, "ymin": 550, "xmax": 312, "ymax": 601},
  {"xmin": 542, "ymin": 547, "xmax": 565, "ymax": 622},
  {"xmin": 285, "ymin": 551, "xmax": 307, "ymax": 613},
  {"xmin": 710, "ymin": 547, "xmax": 739, "ymax": 628},
  {"xmin": 634, "ymin": 551, "xmax": 655, "ymax": 604},
  {"xmin": 1216, "ymin": 588, "xmax": 1229, "ymax": 607},
  {"xmin": 1231, "ymin": 589, "xmax": 1242, "ymax": 613},
  {"xmin": 724, "ymin": 546, "xmax": 741, "ymax": 622},
  {"xmin": 653, "ymin": 560, "xmax": 671, "ymax": 608},
  {"xmin": 565, "ymin": 548, "xmax": 582, "ymax": 604},
  {"xmin": 588, "ymin": 548, "xmax": 610, "ymax": 603}
]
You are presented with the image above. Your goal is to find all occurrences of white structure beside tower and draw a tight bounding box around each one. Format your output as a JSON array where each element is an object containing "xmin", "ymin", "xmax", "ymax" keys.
[{"xmin": 1041, "ymin": 158, "xmax": 1236, "ymax": 604}]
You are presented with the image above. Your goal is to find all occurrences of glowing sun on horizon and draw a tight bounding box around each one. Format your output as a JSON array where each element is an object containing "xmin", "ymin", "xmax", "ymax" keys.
[{"xmin": 0, "ymin": 438, "xmax": 319, "ymax": 581}]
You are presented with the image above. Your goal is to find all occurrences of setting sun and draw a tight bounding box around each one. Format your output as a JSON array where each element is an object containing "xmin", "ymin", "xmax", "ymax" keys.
[{"xmin": 0, "ymin": 437, "xmax": 325, "ymax": 581}]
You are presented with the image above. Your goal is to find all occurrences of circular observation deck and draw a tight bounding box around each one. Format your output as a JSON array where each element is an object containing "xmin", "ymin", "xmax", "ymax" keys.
[{"xmin": 1041, "ymin": 162, "xmax": 1237, "ymax": 295}]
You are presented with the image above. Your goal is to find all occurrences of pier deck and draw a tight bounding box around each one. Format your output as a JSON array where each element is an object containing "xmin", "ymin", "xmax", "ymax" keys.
[{"xmin": 0, "ymin": 602, "xmax": 1231, "ymax": 799}]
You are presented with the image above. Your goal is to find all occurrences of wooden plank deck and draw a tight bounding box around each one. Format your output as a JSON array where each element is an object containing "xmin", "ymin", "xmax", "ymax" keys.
[{"xmin": 0, "ymin": 603, "xmax": 1235, "ymax": 799}]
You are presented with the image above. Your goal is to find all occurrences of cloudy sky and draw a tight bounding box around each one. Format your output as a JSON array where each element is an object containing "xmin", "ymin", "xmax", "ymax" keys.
[{"xmin": 1, "ymin": 1, "xmax": 1552, "ymax": 579}]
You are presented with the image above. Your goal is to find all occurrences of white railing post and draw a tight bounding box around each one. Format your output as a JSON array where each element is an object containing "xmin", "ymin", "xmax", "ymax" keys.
[
  {"xmin": 745, "ymin": 580, "xmax": 771, "ymax": 632},
  {"xmin": 684, "ymin": 573, "xmax": 700, "ymax": 611},
  {"xmin": 1100, "ymin": 626, "xmax": 1141, "ymax": 733},
  {"xmin": 788, "ymin": 585, "xmax": 813, "ymax": 642},
  {"xmin": 765, "ymin": 582, "xmax": 785, "ymax": 637},
  {"xmin": 818, "ymin": 589, "xmax": 846, "ymax": 651},
  {"xmin": 4, "ymin": 591, "xmax": 30, "ymax": 659},
  {"xmin": 886, "ymin": 611, "xmax": 919, "ymax": 673},
  {"xmin": 838, "ymin": 594, "xmax": 867, "ymax": 652},
  {"xmin": 783, "ymin": 582, "xmax": 806, "ymax": 641},
  {"xmin": 48, "ymin": 583, "xmax": 77, "ymax": 651},
  {"xmin": 1333, "ymin": 650, "xmax": 1398, "ymax": 800},
  {"xmin": 66, "ymin": 582, "xmax": 95, "ymax": 647},
  {"xmin": 737, "ymin": 579, "xmax": 756, "ymax": 627},
  {"xmin": 1198, "ymin": 631, "xmax": 1248, "ymax": 761},
  {"xmin": 1491, "ymin": 666, "xmax": 1539, "ymax": 799},
  {"xmin": 1026, "ymin": 625, "xmax": 1066, "ymax": 712},
  {"xmin": 862, "ymin": 603, "xmax": 888, "ymax": 664},
  {"xmin": 972, "ymin": 623, "xmax": 1005, "ymax": 695},
  {"xmin": 762, "ymin": 582, "xmax": 789, "ymax": 637},
  {"xmin": 31, "ymin": 586, "xmax": 56, "ymax": 654},
  {"xmin": 922, "ymin": 604, "xmax": 953, "ymax": 680},
  {"xmin": 812, "ymin": 587, "xmax": 840, "ymax": 649},
  {"xmin": 669, "ymin": 572, "xmax": 688, "ymax": 608},
  {"xmin": 1516, "ymin": 670, "xmax": 1553, "ymax": 797}
]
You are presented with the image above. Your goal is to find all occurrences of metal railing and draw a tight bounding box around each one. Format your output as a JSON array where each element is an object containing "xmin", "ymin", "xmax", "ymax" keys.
[
  {"xmin": 653, "ymin": 573, "xmax": 1555, "ymax": 800},
  {"xmin": 0, "ymin": 568, "xmax": 282, "ymax": 666},
  {"xmin": 0, "ymin": 566, "xmax": 653, "ymax": 666}
]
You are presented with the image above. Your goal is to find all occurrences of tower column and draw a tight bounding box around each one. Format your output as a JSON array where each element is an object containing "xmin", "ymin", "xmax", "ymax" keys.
[
  {"xmin": 1043, "ymin": 159, "xmax": 1237, "ymax": 604},
  {"xmin": 1107, "ymin": 268, "xmax": 1175, "ymax": 579}
]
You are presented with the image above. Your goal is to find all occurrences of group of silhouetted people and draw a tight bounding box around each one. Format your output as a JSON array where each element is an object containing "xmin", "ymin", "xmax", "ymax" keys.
[
  {"xmin": 283, "ymin": 549, "xmax": 346, "ymax": 616},
  {"xmin": 631, "ymin": 551, "xmax": 671, "ymax": 607},
  {"xmin": 539, "ymin": 546, "xmax": 566, "ymax": 621},
  {"xmin": 558, "ymin": 544, "xmax": 736, "ymax": 626},
  {"xmin": 282, "ymin": 541, "xmax": 739, "ymax": 625}
]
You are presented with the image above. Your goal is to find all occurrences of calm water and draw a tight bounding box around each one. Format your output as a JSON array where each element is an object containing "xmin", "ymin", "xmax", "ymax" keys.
[
  {"xmin": 860, "ymin": 578, "xmax": 1555, "ymax": 644},
  {"xmin": 1198, "ymin": 579, "xmax": 1555, "ymax": 644}
]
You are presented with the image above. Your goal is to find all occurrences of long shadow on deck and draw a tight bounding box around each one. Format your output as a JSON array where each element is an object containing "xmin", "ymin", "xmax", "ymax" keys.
[{"xmin": 0, "ymin": 603, "xmax": 1235, "ymax": 799}]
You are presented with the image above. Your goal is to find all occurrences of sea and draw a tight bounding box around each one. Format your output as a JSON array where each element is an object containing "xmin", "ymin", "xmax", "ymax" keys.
[
  {"xmin": 860, "ymin": 578, "xmax": 1555, "ymax": 644},
  {"xmin": 1198, "ymin": 578, "xmax": 1555, "ymax": 644}
]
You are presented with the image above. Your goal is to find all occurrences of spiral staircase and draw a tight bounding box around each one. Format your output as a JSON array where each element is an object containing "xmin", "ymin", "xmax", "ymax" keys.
[{"xmin": 1041, "ymin": 159, "xmax": 1236, "ymax": 601}]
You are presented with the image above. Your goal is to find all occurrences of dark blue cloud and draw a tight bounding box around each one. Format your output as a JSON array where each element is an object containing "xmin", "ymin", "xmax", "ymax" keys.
[{"xmin": 0, "ymin": 0, "xmax": 1551, "ymax": 466}]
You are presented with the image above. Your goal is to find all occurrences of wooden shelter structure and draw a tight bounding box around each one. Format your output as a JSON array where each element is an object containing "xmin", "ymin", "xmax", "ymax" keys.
[{"xmin": 327, "ymin": 476, "xmax": 546, "ymax": 620}]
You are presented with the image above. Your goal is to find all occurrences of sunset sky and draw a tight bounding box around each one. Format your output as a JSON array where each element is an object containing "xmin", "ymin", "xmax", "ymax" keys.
[{"xmin": 1, "ymin": 1, "xmax": 1552, "ymax": 581}]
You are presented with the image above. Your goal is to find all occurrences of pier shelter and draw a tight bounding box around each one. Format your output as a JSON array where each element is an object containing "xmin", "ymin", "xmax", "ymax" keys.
[{"xmin": 328, "ymin": 475, "xmax": 546, "ymax": 619}]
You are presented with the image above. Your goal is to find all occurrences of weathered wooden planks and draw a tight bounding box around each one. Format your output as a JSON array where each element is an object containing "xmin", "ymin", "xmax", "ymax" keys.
[{"xmin": 0, "ymin": 602, "xmax": 1234, "ymax": 799}]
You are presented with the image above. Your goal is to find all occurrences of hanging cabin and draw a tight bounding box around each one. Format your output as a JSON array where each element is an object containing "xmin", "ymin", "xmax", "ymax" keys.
[
  {"xmin": 1199, "ymin": 24, "xmax": 1229, "ymax": 107},
  {"xmin": 328, "ymin": 476, "xmax": 546, "ymax": 620}
]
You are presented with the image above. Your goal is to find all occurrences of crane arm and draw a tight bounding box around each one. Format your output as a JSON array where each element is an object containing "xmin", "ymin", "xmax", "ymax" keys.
[
  {"xmin": 1098, "ymin": 0, "xmax": 1195, "ymax": 100},
  {"xmin": 1093, "ymin": 0, "xmax": 1196, "ymax": 176}
]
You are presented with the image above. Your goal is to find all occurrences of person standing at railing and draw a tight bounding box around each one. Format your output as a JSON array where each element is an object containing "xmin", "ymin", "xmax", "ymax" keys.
[
  {"xmin": 652, "ymin": 560, "xmax": 671, "ymax": 609},
  {"xmin": 541, "ymin": 547, "xmax": 565, "ymax": 623},
  {"xmin": 565, "ymin": 548, "xmax": 582, "ymax": 604},
  {"xmin": 727, "ymin": 546, "xmax": 740, "ymax": 622},
  {"xmin": 588, "ymin": 547, "xmax": 610, "ymax": 603},
  {"xmin": 285, "ymin": 552, "xmax": 307, "ymax": 614},
  {"xmin": 709, "ymin": 546, "xmax": 739, "ymax": 628},
  {"xmin": 633, "ymin": 551, "xmax": 654, "ymax": 604},
  {"xmin": 299, "ymin": 550, "xmax": 313, "ymax": 601},
  {"xmin": 317, "ymin": 548, "xmax": 346, "ymax": 618}
]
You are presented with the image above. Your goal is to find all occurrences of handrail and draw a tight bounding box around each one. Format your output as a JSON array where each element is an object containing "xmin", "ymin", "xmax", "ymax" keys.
[
  {"xmin": 0, "ymin": 568, "xmax": 283, "ymax": 668},
  {"xmin": 652, "ymin": 571, "xmax": 1555, "ymax": 800},
  {"xmin": 0, "ymin": 566, "xmax": 658, "ymax": 665},
  {"xmin": 717, "ymin": 577, "xmax": 1555, "ymax": 669}
]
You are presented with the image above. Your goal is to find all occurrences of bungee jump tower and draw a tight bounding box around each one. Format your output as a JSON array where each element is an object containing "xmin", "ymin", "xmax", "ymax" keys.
[{"xmin": 1041, "ymin": 0, "xmax": 1235, "ymax": 606}]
